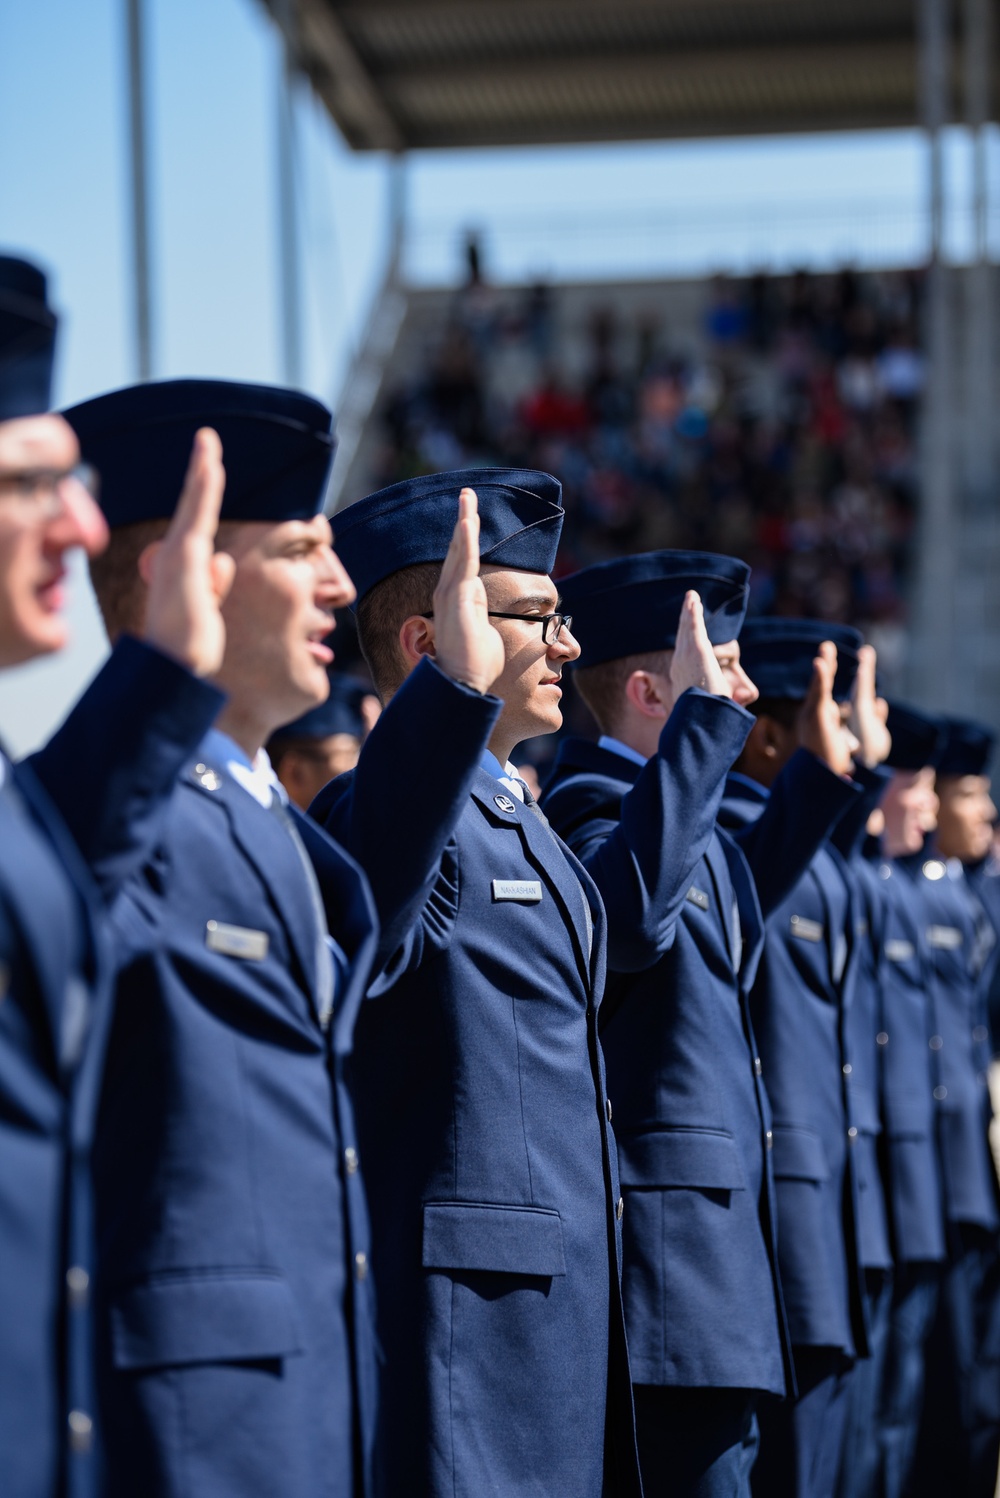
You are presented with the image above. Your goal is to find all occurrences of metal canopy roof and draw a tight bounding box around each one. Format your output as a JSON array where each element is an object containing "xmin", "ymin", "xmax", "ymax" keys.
[{"xmin": 262, "ymin": 0, "xmax": 986, "ymax": 152}]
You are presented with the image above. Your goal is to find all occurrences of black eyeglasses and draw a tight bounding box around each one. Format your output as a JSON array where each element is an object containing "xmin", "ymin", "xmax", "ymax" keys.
[
  {"xmin": 488, "ymin": 611, "xmax": 573, "ymax": 644},
  {"xmin": 420, "ymin": 610, "xmax": 573, "ymax": 644}
]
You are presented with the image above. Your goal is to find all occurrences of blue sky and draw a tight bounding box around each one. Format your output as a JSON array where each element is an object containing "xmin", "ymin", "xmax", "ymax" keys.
[{"xmin": 0, "ymin": 0, "xmax": 992, "ymax": 751}]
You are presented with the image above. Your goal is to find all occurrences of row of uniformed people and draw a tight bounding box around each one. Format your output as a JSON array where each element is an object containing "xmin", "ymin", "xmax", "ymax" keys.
[
  {"xmin": 2, "ymin": 251, "xmax": 646, "ymax": 1498},
  {"xmin": 3, "ymin": 243, "xmax": 998, "ymax": 1498}
]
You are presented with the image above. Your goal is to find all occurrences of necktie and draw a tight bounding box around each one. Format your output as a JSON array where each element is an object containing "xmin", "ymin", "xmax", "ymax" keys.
[
  {"xmin": 514, "ymin": 777, "xmax": 551, "ymax": 827},
  {"xmin": 268, "ymin": 794, "xmax": 336, "ymax": 1030}
]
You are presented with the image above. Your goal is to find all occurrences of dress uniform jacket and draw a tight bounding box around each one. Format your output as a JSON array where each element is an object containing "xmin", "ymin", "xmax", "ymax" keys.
[
  {"xmin": 0, "ymin": 637, "xmax": 223, "ymax": 1498},
  {"xmin": 860, "ymin": 858, "xmax": 947, "ymax": 1264},
  {"xmin": 901, "ymin": 855, "xmax": 999, "ymax": 1232},
  {"xmin": 92, "ymin": 681, "xmax": 416, "ymax": 1497},
  {"xmin": 719, "ymin": 771, "xmax": 870, "ymax": 1361},
  {"xmin": 828, "ymin": 774, "xmax": 894, "ymax": 1276},
  {"xmin": 542, "ymin": 701, "xmax": 837, "ymax": 1398},
  {"xmin": 313, "ymin": 659, "xmax": 643, "ymax": 1498}
]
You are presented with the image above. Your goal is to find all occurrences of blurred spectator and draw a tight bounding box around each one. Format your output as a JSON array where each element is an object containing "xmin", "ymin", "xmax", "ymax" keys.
[{"xmin": 369, "ymin": 265, "xmax": 923, "ymax": 760}]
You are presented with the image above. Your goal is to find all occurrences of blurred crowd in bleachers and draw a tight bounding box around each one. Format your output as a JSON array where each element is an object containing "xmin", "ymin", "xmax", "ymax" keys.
[{"xmin": 367, "ymin": 250, "xmax": 927, "ymax": 688}]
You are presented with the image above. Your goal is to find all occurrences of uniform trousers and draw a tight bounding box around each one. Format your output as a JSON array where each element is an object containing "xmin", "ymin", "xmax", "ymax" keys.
[
  {"xmin": 752, "ymin": 1348, "xmax": 853, "ymax": 1498},
  {"xmin": 872, "ymin": 1264, "xmax": 940, "ymax": 1498},
  {"xmin": 632, "ymin": 1385, "xmax": 759, "ymax": 1498},
  {"xmin": 836, "ymin": 1269, "xmax": 892, "ymax": 1498},
  {"xmin": 911, "ymin": 1228, "xmax": 1000, "ymax": 1498}
]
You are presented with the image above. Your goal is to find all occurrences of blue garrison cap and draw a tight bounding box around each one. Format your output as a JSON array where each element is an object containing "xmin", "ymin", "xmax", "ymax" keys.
[
  {"xmin": 885, "ymin": 702, "xmax": 946, "ymax": 772},
  {"xmin": 739, "ymin": 618, "xmax": 862, "ymax": 702},
  {"xmin": 334, "ymin": 467, "xmax": 564, "ymax": 603},
  {"xmin": 936, "ymin": 716, "xmax": 995, "ymax": 778},
  {"xmin": 64, "ymin": 379, "xmax": 335, "ymax": 527},
  {"xmin": 560, "ymin": 551, "xmax": 750, "ymax": 668},
  {"xmin": 0, "ymin": 255, "xmax": 58, "ymax": 421},
  {"xmin": 272, "ymin": 674, "xmax": 366, "ymax": 742}
]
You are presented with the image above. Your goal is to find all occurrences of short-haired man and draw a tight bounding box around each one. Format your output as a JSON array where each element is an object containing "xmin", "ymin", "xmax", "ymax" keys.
[
  {"xmin": 0, "ymin": 259, "xmax": 231, "ymax": 1498},
  {"xmin": 719, "ymin": 619, "xmax": 890, "ymax": 1498},
  {"xmin": 542, "ymin": 552, "xmax": 868, "ymax": 1497},
  {"xmin": 68, "ymin": 384, "xmax": 504, "ymax": 1498},
  {"xmin": 906, "ymin": 717, "xmax": 1000, "ymax": 1498},
  {"xmin": 312, "ymin": 467, "xmax": 643, "ymax": 1497}
]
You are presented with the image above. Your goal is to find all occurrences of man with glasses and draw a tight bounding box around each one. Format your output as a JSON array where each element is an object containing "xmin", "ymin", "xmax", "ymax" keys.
[
  {"xmin": 312, "ymin": 467, "xmax": 643, "ymax": 1498},
  {"xmin": 0, "ymin": 255, "xmax": 230, "ymax": 1498}
]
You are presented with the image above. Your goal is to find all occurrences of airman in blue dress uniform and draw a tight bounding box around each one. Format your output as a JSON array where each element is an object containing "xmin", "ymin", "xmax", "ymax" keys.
[
  {"xmin": 908, "ymin": 716, "xmax": 1000, "ymax": 1498},
  {"xmin": 0, "ymin": 260, "xmax": 233, "ymax": 1498},
  {"xmin": 541, "ymin": 553, "xmax": 878, "ymax": 1496},
  {"xmin": 67, "ymin": 382, "xmax": 502, "ymax": 1498},
  {"xmin": 863, "ymin": 702, "xmax": 948, "ymax": 1498},
  {"xmin": 312, "ymin": 467, "xmax": 643, "ymax": 1498},
  {"xmin": 719, "ymin": 619, "xmax": 876, "ymax": 1498},
  {"xmin": 268, "ymin": 674, "xmax": 372, "ymax": 809}
]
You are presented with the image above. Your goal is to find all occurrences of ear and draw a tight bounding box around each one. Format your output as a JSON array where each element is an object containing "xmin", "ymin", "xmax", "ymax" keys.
[
  {"xmin": 624, "ymin": 669, "xmax": 670, "ymax": 722},
  {"xmin": 137, "ymin": 539, "xmax": 161, "ymax": 586},
  {"xmin": 398, "ymin": 614, "xmax": 437, "ymax": 671},
  {"xmin": 756, "ymin": 713, "xmax": 792, "ymax": 761}
]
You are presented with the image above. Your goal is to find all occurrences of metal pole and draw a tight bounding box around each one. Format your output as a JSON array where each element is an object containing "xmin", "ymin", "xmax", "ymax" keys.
[
  {"xmin": 911, "ymin": 0, "xmax": 957, "ymax": 709},
  {"xmin": 387, "ymin": 152, "xmax": 408, "ymax": 287},
  {"xmin": 276, "ymin": 8, "xmax": 302, "ymax": 387},
  {"xmin": 125, "ymin": 0, "xmax": 153, "ymax": 381},
  {"xmin": 960, "ymin": 0, "xmax": 999, "ymax": 723}
]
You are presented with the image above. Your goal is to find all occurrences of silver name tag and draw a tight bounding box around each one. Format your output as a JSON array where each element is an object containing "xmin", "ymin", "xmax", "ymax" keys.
[
  {"xmin": 790, "ymin": 914, "xmax": 824, "ymax": 943},
  {"xmin": 206, "ymin": 921, "xmax": 269, "ymax": 961},
  {"xmin": 685, "ymin": 886, "xmax": 710, "ymax": 911},
  {"xmin": 885, "ymin": 939, "xmax": 915, "ymax": 962},
  {"xmin": 491, "ymin": 880, "xmax": 543, "ymax": 903},
  {"xmin": 927, "ymin": 925, "xmax": 963, "ymax": 950}
]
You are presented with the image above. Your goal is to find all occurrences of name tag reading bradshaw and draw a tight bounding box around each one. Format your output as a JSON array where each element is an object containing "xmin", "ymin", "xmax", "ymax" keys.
[
  {"xmin": 790, "ymin": 914, "xmax": 824, "ymax": 943},
  {"xmin": 205, "ymin": 921, "xmax": 270, "ymax": 960},
  {"xmin": 491, "ymin": 880, "xmax": 543, "ymax": 904}
]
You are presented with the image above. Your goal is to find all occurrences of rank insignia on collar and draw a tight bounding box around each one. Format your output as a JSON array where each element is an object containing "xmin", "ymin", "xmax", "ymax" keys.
[{"xmin": 494, "ymin": 794, "xmax": 517, "ymax": 814}]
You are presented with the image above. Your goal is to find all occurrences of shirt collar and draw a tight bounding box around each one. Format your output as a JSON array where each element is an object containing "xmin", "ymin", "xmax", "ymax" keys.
[
  {"xmin": 200, "ymin": 727, "xmax": 284, "ymax": 809},
  {"xmin": 597, "ymin": 734, "xmax": 648, "ymax": 771},
  {"xmin": 480, "ymin": 748, "xmax": 527, "ymax": 802}
]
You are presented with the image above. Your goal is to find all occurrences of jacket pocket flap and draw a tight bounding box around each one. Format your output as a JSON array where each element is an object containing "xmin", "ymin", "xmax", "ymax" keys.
[
  {"xmin": 770, "ymin": 1127, "xmax": 830, "ymax": 1182},
  {"xmin": 616, "ymin": 1129, "xmax": 746, "ymax": 1189},
  {"xmin": 421, "ymin": 1202, "xmax": 566, "ymax": 1276},
  {"xmin": 110, "ymin": 1272, "xmax": 303, "ymax": 1370}
]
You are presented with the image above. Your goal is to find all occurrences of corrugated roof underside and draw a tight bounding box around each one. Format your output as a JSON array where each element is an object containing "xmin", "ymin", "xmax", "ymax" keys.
[{"xmin": 262, "ymin": 0, "xmax": 989, "ymax": 150}]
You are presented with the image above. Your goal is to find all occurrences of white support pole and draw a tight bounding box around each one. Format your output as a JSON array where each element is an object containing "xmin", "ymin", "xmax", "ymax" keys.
[
  {"xmin": 387, "ymin": 152, "xmax": 408, "ymax": 288},
  {"xmin": 125, "ymin": 0, "xmax": 153, "ymax": 381},
  {"xmin": 910, "ymin": 0, "xmax": 958, "ymax": 709},
  {"xmin": 276, "ymin": 3, "xmax": 302, "ymax": 388}
]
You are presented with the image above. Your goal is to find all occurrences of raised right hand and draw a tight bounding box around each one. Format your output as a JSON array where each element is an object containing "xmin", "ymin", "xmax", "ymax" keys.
[
  {"xmin": 431, "ymin": 488, "xmax": 505, "ymax": 695},
  {"xmin": 670, "ymin": 590, "xmax": 731, "ymax": 698},
  {"xmin": 797, "ymin": 640, "xmax": 854, "ymax": 776},
  {"xmin": 142, "ymin": 428, "xmax": 235, "ymax": 679}
]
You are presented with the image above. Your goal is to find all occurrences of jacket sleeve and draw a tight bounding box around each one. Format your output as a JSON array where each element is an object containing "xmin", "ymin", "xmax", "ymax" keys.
[
  {"xmin": 828, "ymin": 764, "xmax": 892, "ymax": 862},
  {"xmin": 544, "ymin": 689, "xmax": 753, "ymax": 973},
  {"xmin": 25, "ymin": 634, "xmax": 225, "ymax": 900},
  {"xmin": 311, "ymin": 657, "xmax": 501, "ymax": 969},
  {"xmin": 732, "ymin": 748, "xmax": 863, "ymax": 918}
]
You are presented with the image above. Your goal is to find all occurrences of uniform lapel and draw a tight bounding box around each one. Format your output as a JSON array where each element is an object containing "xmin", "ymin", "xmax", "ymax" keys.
[
  {"xmin": 469, "ymin": 771, "xmax": 598, "ymax": 989},
  {"xmin": 184, "ymin": 760, "xmax": 323, "ymax": 1017},
  {"xmin": 717, "ymin": 830, "xmax": 764, "ymax": 988},
  {"xmin": 295, "ymin": 810, "xmax": 378, "ymax": 1048}
]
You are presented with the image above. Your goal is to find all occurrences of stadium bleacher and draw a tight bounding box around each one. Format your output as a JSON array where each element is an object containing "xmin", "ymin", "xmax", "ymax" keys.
[{"xmin": 352, "ymin": 261, "xmax": 924, "ymax": 700}]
